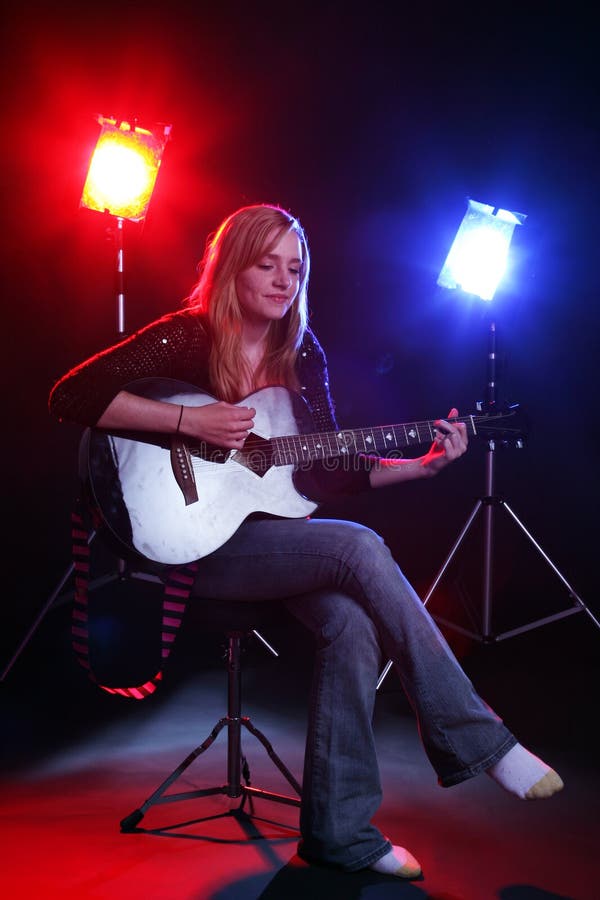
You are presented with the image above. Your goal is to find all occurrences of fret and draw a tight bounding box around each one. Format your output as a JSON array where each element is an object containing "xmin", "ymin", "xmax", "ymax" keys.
[
  {"xmin": 284, "ymin": 435, "xmax": 300, "ymax": 464},
  {"xmin": 416, "ymin": 421, "xmax": 435, "ymax": 443},
  {"xmin": 361, "ymin": 429, "xmax": 377, "ymax": 452},
  {"xmin": 335, "ymin": 431, "xmax": 352, "ymax": 455},
  {"xmin": 297, "ymin": 435, "xmax": 311, "ymax": 458},
  {"xmin": 323, "ymin": 431, "xmax": 337, "ymax": 457},
  {"xmin": 378, "ymin": 425, "xmax": 398, "ymax": 450},
  {"xmin": 403, "ymin": 423, "xmax": 421, "ymax": 445},
  {"xmin": 273, "ymin": 436, "xmax": 288, "ymax": 466},
  {"xmin": 313, "ymin": 434, "xmax": 325, "ymax": 456}
]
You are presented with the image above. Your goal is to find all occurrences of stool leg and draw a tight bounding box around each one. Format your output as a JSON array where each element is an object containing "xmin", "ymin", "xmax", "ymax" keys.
[
  {"xmin": 120, "ymin": 717, "xmax": 229, "ymax": 831},
  {"xmin": 226, "ymin": 632, "xmax": 243, "ymax": 797},
  {"xmin": 241, "ymin": 717, "xmax": 302, "ymax": 797}
]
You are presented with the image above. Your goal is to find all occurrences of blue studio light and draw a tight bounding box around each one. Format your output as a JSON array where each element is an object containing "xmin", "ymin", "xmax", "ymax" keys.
[{"xmin": 437, "ymin": 199, "xmax": 526, "ymax": 301}]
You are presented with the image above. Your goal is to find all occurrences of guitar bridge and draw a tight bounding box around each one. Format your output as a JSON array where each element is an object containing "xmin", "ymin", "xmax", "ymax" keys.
[{"xmin": 170, "ymin": 438, "xmax": 199, "ymax": 505}]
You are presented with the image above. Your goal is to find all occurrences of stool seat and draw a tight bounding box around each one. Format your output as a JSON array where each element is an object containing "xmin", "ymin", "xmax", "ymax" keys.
[{"xmin": 193, "ymin": 596, "xmax": 286, "ymax": 632}]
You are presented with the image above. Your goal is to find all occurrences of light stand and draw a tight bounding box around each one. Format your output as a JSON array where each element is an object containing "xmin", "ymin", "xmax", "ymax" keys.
[
  {"xmin": 2, "ymin": 115, "xmax": 173, "ymax": 685},
  {"xmin": 421, "ymin": 315, "xmax": 599, "ymax": 644},
  {"xmin": 115, "ymin": 215, "xmax": 125, "ymax": 336},
  {"xmin": 376, "ymin": 200, "xmax": 599, "ymax": 690}
]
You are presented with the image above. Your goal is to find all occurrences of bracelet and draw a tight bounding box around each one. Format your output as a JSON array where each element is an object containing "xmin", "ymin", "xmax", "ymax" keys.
[{"xmin": 175, "ymin": 404, "xmax": 184, "ymax": 435}]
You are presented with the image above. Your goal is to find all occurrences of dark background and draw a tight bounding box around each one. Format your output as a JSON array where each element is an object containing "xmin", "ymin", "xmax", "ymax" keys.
[{"xmin": 1, "ymin": 3, "xmax": 598, "ymax": 698}]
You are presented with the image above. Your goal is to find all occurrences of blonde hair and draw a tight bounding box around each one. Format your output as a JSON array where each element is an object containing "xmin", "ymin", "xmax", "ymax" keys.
[{"xmin": 187, "ymin": 204, "xmax": 310, "ymax": 401}]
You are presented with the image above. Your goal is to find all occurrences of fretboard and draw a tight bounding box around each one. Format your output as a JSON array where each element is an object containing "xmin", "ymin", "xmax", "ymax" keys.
[{"xmin": 271, "ymin": 416, "xmax": 478, "ymax": 466}]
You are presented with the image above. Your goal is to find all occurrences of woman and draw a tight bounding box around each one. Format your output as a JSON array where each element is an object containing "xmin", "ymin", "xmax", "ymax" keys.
[{"xmin": 49, "ymin": 203, "xmax": 563, "ymax": 879}]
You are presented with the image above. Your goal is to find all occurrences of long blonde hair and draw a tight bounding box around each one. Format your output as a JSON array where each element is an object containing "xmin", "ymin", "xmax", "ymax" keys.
[{"xmin": 187, "ymin": 204, "xmax": 310, "ymax": 401}]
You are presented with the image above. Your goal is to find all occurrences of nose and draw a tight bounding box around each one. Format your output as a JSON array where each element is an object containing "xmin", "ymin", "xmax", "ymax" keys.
[{"xmin": 273, "ymin": 267, "xmax": 291, "ymax": 288}]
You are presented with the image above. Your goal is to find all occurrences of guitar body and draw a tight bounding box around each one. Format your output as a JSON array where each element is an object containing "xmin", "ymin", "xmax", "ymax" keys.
[{"xmin": 83, "ymin": 380, "xmax": 318, "ymax": 566}]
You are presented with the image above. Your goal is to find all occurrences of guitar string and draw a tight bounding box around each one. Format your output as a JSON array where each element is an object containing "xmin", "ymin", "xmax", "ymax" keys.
[{"xmin": 179, "ymin": 409, "xmax": 518, "ymax": 472}]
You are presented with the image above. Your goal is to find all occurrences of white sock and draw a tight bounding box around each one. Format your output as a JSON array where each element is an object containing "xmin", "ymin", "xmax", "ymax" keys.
[
  {"xmin": 369, "ymin": 845, "xmax": 422, "ymax": 878},
  {"xmin": 486, "ymin": 743, "xmax": 563, "ymax": 799}
]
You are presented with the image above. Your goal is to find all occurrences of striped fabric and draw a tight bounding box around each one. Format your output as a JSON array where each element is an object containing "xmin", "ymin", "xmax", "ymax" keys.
[{"xmin": 70, "ymin": 505, "xmax": 198, "ymax": 699}]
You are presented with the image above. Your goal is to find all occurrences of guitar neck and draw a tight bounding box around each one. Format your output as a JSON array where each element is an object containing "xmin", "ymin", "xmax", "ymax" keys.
[{"xmin": 272, "ymin": 415, "xmax": 478, "ymax": 466}]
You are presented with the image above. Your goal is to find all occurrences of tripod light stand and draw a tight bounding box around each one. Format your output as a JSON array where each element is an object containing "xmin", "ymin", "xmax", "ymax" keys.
[
  {"xmin": 1, "ymin": 115, "xmax": 174, "ymax": 685},
  {"xmin": 376, "ymin": 199, "xmax": 598, "ymax": 690}
]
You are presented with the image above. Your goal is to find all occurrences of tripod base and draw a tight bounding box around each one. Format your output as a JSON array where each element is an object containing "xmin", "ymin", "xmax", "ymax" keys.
[
  {"xmin": 120, "ymin": 632, "xmax": 301, "ymax": 833},
  {"xmin": 423, "ymin": 493, "xmax": 599, "ymax": 643},
  {"xmin": 376, "ymin": 448, "xmax": 598, "ymax": 690}
]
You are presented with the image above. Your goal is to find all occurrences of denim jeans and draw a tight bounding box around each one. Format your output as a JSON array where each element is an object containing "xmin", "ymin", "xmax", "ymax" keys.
[{"xmin": 193, "ymin": 517, "xmax": 516, "ymax": 871}]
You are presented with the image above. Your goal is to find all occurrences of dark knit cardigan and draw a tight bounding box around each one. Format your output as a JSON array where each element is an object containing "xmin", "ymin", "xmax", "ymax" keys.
[{"xmin": 49, "ymin": 308, "xmax": 372, "ymax": 499}]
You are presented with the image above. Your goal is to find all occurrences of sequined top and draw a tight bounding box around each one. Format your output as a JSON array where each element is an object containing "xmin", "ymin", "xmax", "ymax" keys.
[{"xmin": 48, "ymin": 308, "xmax": 372, "ymax": 498}]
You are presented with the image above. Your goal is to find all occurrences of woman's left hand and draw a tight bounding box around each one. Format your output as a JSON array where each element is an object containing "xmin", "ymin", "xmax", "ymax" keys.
[{"xmin": 420, "ymin": 407, "xmax": 468, "ymax": 475}]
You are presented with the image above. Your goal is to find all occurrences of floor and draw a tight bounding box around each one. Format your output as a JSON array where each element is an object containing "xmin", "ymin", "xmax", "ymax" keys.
[{"xmin": 1, "ymin": 582, "xmax": 598, "ymax": 900}]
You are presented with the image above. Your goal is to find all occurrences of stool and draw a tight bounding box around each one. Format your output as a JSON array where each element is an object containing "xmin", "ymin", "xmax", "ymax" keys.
[{"xmin": 120, "ymin": 600, "xmax": 302, "ymax": 832}]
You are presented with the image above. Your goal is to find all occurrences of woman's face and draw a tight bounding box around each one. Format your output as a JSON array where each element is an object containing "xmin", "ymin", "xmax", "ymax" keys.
[{"xmin": 235, "ymin": 228, "xmax": 302, "ymax": 328}]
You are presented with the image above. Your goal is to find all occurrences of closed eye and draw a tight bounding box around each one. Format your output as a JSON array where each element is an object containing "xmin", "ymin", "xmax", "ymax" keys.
[{"xmin": 257, "ymin": 264, "xmax": 300, "ymax": 276}]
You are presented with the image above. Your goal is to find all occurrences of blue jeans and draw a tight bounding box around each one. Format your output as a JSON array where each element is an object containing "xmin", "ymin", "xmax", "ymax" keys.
[{"xmin": 193, "ymin": 517, "xmax": 516, "ymax": 871}]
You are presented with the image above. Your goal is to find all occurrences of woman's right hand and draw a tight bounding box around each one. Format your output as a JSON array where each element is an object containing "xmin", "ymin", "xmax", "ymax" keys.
[{"xmin": 180, "ymin": 402, "xmax": 256, "ymax": 449}]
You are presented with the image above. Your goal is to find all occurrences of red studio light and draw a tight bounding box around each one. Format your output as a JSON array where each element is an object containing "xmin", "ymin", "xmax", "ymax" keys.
[{"xmin": 80, "ymin": 115, "xmax": 172, "ymax": 222}]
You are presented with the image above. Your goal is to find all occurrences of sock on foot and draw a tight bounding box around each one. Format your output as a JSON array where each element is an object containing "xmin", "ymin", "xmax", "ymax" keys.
[
  {"xmin": 486, "ymin": 742, "xmax": 564, "ymax": 799},
  {"xmin": 369, "ymin": 845, "xmax": 422, "ymax": 879}
]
